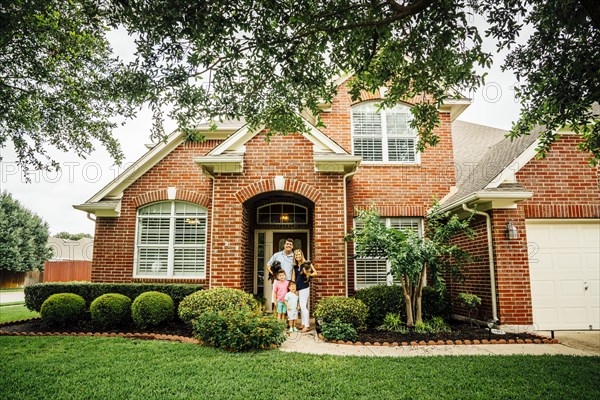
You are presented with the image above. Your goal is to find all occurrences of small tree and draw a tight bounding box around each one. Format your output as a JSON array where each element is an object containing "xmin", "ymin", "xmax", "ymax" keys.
[
  {"xmin": 0, "ymin": 191, "xmax": 52, "ymax": 272},
  {"xmin": 348, "ymin": 202, "xmax": 474, "ymax": 327}
]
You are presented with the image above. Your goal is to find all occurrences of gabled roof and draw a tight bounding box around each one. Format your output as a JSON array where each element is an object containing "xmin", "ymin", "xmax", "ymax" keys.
[
  {"xmin": 74, "ymin": 116, "xmax": 361, "ymax": 216},
  {"xmin": 193, "ymin": 115, "xmax": 361, "ymax": 175},
  {"xmin": 440, "ymin": 124, "xmax": 542, "ymax": 212}
]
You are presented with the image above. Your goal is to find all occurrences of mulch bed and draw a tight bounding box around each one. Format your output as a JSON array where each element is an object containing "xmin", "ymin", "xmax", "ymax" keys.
[
  {"xmin": 1, "ymin": 318, "xmax": 554, "ymax": 346},
  {"xmin": 356, "ymin": 322, "xmax": 544, "ymax": 345},
  {"xmin": 0, "ymin": 318, "xmax": 193, "ymax": 338}
]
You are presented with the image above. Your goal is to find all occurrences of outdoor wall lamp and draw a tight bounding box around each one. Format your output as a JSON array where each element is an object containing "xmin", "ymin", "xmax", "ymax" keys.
[{"xmin": 506, "ymin": 220, "xmax": 518, "ymax": 239}]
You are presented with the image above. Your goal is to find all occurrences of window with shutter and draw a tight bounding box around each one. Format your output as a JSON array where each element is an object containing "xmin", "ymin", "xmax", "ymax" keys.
[
  {"xmin": 351, "ymin": 102, "xmax": 418, "ymax": 163},
  {"xmin": 354, "ymin": 217, "xmax": 423, "ymax": 289},
  {"xmin": 136, "ymin": 201, "xmax": 207, "ymax": 278}
]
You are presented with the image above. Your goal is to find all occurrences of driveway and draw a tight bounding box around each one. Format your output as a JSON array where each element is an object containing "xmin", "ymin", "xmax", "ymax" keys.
[
  {"xmin": 0, "ymin": 290, "xmax": 25, "ymax": 305},
  {"xmin": 538, "ymin": 331, "xmax": 600, "ymax": 356}
]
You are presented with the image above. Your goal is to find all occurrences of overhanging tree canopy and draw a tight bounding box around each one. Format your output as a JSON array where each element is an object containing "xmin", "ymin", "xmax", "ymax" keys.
[{"xmin": 1, "ymin": 0, "xmax": 598, "ymax": 171}]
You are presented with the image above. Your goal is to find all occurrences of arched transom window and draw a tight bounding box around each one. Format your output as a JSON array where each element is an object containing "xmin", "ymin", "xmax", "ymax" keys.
[
  {"xmin": 351, "ymin": 102, "xmax": 419, "ymax": 163},
  {"xmin": 257, "ymin": 203, "xmax": 308, "ymax": 225},
  {"xmin": 135, "ymin": 201, "xmax": 207, "ymax": 278}
]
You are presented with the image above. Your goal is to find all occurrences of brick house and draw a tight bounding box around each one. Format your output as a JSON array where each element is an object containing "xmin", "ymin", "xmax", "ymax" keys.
[{"xmin": 75, "ymin": 78, "xmax": 599, "ymax": 330}]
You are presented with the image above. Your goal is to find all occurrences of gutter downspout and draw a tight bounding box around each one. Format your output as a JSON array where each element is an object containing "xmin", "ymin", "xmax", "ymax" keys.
[
  {"xmin": 203, "ymin": 168, "xmax": 216, "ymax": 290},
  {"xmin": 343, "ymin": 163, "xmax": 359, "ymax": 297},
  {"xmin": 86, "ymin": 212, "xmax": 96, "ymax": 222},
  {"xmin": 462, "ymin": 204, "xmax": 498, "ymax": 322}
]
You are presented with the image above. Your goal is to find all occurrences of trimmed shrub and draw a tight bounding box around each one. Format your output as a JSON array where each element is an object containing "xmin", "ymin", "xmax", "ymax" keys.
[
  {"xmin": 377, "ymin": 313, "xmax": 408, "ymax": 334},
  {"xmin": 90, "ymin": 293, "xmax": 132, "ymax": 329},
  {"xmin": 192, "ymin": 308, "xmax": 287, "ymax": 352},
  {"xmin": 314, "ymin": 296, "xmax": 368, "ymax": 331},
  {"xmin": 427, "ymin": 316, "xmax": 451, "ymax": 333},
  {"xmin": 457, "ymin": 292, "xmax": 482, "ymax": 308},
  {"xmin": 422, "ymin": 286, "xmax": 452, "ymax": 320},
  {"xmin": 178, "ymin": 288, "xmax": 258, "ymax": 324},
  {"xmin": 321, "ymin": 320, "xmax": 358, "ymax": 342},
  {"xmin": 131, "ymin": 291, "xmax": 174, "ymax": 328},
  {"xmin": 25, "ymin": 282, "xmax": 201, "ymax": 312},
  {"xmin": 412, "ymin": 317, "xmax": 452, "ymax": 334},
  {"xmin": 40, "ymin": 293, "xmax": 86, "ymax": 326},
  {"xmin": 354, "ymin": 284, "xmax": 405, "ymax": 327}
]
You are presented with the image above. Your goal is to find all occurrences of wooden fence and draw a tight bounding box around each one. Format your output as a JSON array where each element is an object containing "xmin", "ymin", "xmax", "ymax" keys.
[
  {"xmin": 0, "ymin": 270, "xmax": 43, "ymax": 289},
  {"xmin": 43, "ymin": 261, "xmax": 92, "ymax": 283}
]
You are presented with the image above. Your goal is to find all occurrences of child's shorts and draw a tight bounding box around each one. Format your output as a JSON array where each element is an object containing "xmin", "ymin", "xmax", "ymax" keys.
[
  {"xmin": 277, "ymin": 301, "xmax": 287, "ymax": 313},
  {"xmin": 287, "ymin": 309, "xmax": 298, "ymax": 320}
]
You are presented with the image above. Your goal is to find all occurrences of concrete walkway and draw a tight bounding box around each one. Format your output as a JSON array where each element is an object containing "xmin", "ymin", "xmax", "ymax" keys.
[
  {"xmin": 280, "ymin": 330, "xmax": 599, "ymax": 357},
  {"xmin": 0, "ymin": 290, "xmax": 25, "ymax": 305}
]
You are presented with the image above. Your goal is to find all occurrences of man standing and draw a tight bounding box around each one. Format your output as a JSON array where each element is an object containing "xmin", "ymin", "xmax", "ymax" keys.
[{"xmin": 267, "ymin": 237, "xmax": 295, "ymax": 281}]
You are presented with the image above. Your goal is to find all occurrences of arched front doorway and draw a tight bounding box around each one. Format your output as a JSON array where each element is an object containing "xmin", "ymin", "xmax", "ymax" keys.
[{"xmin": 244, "ymin": 192, "xmax": 314, "ymax": 310}]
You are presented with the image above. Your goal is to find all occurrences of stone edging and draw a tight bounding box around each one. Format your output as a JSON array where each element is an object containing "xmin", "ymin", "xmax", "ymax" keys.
[
  {"xmin": 322, "ymin": 337, "xmax": 560, "ymax": 346},
  {"xmin": 0, "ymin": 318, "xmax": 201, "ymax": 344}
]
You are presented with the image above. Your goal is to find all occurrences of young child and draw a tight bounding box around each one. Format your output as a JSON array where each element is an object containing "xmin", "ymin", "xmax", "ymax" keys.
[
  {"xmin": 284, "ymin": 282, "xmax": 300, "ymax": 332},
  {"xmin": 272, "ymin": 270, "xmax": 289, "ymax": 320}
]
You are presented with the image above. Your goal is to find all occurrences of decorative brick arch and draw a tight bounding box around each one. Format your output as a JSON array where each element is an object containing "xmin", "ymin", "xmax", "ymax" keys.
[
  {"xmin": 235, "ymin": 178, "xmax": 322, "ymax": 204},
  {"xmin": 132, "ymin": 188, "xmax": 211, "ymax": 209}
]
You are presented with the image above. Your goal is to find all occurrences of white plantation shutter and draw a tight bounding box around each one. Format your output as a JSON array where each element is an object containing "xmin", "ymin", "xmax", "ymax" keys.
[
  {"xmin": 354, "ymin": 217, "xmax": 423, "ymax": 289},
  {"xmin": 136, "ymin": 201, "xmax": 207, "ymax": 277},
  {"xmin": 352, "ymin": 109, "xmax": 383, "ymax": 161},
  {"xmin": 389, "ymin": 217, "xmax": 422, "ymax": 235},
  {"xmin": 352, "ymin": 102, "xmax": 418, "ymax": 163}
]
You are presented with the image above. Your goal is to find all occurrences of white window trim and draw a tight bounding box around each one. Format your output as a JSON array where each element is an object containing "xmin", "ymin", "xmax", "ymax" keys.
[
  {"xmin": 351, "ymin": 102, "xmax": 421, "ymax": 165},
  {"xmin": 133, "ymin": 201, "xmax": 207, "ymax": 279},
  {"xmin": 353, "ymin": 217, "xmax": 424, "ymax": 290}
]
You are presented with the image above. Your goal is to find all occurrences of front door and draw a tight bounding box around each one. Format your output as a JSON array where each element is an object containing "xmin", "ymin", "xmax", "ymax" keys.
[{"xmin": 255, "ymin": 230, "xmax": 309, "ymax": 311}]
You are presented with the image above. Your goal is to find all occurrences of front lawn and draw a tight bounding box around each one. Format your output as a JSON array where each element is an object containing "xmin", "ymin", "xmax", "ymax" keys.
[
  {"xmin": 0, "ymin": 305, "xmax": 39, "ymax": 323},
  {"xmin": 1, "ymin": 336, "xmax": 599, "ymax": 399}
]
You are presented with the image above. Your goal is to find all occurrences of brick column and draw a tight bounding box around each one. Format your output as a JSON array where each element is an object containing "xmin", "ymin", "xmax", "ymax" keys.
[{"xmin": 491, "ymin": 207, "xmax": 533, "ymax": 325}]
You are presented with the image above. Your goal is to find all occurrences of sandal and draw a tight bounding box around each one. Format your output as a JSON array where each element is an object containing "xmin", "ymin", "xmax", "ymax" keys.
[{"xmin": 301, "ymin": 327, "xmax": 311, "ymax": 333}]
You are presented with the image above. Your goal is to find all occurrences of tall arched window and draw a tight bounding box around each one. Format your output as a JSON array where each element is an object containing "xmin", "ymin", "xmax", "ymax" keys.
[
  {"xmin": 135, "ymin": 201, "xmax": 207, "ymax": 278},
  {"xmin": 351, "ymin": 102, "xmax": 419, "ymax": 163}
]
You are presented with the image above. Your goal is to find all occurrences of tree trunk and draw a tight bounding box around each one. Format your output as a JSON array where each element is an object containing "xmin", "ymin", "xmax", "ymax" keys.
[
  {"xmin": 414, "ymin": 267, "xmax": 426, "ymax": 324},
  {"xmin": 402, "ymin": 274, "xmax": 414, "ymax": 327}
]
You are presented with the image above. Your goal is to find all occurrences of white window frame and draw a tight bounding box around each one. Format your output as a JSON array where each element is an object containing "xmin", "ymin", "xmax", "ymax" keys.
[
  {"xmin": 354, "ymin": 217, "xmax": 423, "ymax": 290},
  {"xmin": 134, "ymin": 201, "xmax": 207, "ymax": 279},
  {"xmin": 351, "ymin": 102, "xmax": 420, "ymax": 164}
]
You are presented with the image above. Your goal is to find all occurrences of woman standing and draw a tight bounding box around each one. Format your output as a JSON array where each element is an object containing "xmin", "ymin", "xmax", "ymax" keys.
[{"xmin": 292, "ymin": 249, "xmax": 317, "ymax": 333}]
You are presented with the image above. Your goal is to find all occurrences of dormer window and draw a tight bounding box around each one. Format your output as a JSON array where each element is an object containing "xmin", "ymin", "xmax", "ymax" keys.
[{"xmin": 351, "ymin": 102, "xmax": 419, "ymax": 163}]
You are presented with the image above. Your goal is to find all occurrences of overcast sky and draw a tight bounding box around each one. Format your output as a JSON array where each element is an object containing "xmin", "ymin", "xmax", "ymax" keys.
[{"xmin": 0, "ymin": 19, "xmax": 526, "ymax": 236}]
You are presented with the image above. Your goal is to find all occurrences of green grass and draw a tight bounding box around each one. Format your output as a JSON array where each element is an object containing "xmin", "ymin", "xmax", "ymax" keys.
[
  {"xmin": 0, "ymin": 305, "xmax": 39, "ymax": 323},
  {"xmin": 0, "ymin": 288, "xmax": 25, "ymax": 292},
  {"xmin": 1, "ymin": 336, "xmax": 599, "ymax": 399}
]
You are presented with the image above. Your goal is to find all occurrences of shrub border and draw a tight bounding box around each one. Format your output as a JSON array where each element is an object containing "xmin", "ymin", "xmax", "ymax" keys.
[{"xmin": 0, "ymin": 318, "xmax": 558, "ymax": 346}]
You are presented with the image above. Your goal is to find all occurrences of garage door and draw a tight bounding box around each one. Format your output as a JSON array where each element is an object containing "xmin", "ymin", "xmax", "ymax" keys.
[{"xmin": 526, "ymin": 220, "xmax": 600, "ymax": 330}]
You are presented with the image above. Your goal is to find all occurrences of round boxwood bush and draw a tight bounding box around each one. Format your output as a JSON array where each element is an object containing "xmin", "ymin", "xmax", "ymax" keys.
[
  {"xmin": 131, "ymin": 291, "xmax": 174, "ymax": 328},
  {"xmin": 354, "ymin": 284, "xmax": 405, "ymax": 327},
  {"xmin": 192, "ymin": 308, "xmax": 287, "ymax": 352},
  {"xmin": 314, "ymin": 296, "xmax": 368, "ymax": 331},
  {"xmin": 178, "ymin": 287, "xmax": 258, "ymax": 324},
  {"xmin": 40, "ymin": 293, "xmax": 86, "ymax": 326},
  {"xmin": 90, "ymin": 293, "xmax": 132, "ymax": 329}
]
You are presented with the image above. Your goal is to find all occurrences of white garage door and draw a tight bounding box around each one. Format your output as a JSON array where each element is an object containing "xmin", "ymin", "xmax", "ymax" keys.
[{"xmin": 527, "ymin": 220, "xmax": 600, "ymax": 330}]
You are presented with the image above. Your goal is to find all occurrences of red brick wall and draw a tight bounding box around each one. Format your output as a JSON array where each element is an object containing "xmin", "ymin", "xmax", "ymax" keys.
[
  {"xmin": 92, "ymin": 141, "xmax": 218, "ymax": 283},
  {"xmin": 206, "ymin": 133, "xmax": 347, "ymax": 304},
  {"xmin": 448, "ymin": 215, "xmax": 495, "ymax": 321},
  {"xmin": 518, "ymin": 135, "xmax": 600, "ymax": 219},
  {"xmin": 324, "ymin": 84, "xmax": 457, "ymax": 295},
  {"xmin": 490, "ymin": 208, "xmax": 533, "ymax": 325},
  {"xmin": 449, "ymin": 209, "xmax": 534, "ymax": 325}
]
